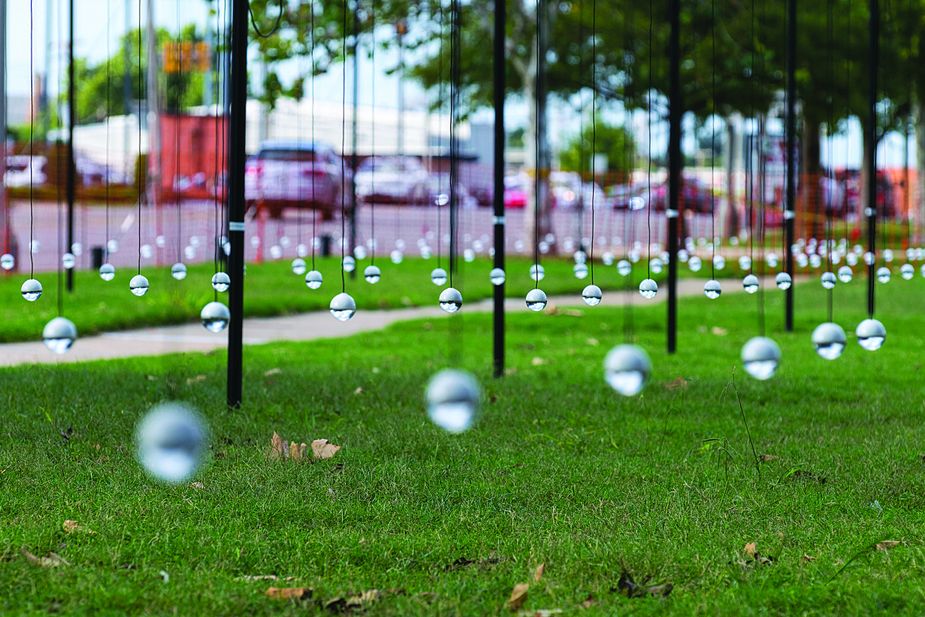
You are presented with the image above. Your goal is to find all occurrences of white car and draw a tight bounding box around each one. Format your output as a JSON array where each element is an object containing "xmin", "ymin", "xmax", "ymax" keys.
[
  {"xmin": 5, "ymin": 155, "xmax": 47, "ymax": 188},
  {"xmin": 355, "ymin": 156, "xmax": 430, "ymax": 206}
]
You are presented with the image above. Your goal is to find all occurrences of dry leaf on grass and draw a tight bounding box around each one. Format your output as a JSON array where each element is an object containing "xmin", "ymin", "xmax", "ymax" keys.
[
  {"xmin": 264, "ymin": 368, "xmax": 283, "ymax": 377},
  {"xmin": 186, "ymin": 374, "xmax": 207, "ymax": 385},
  {"xmin": 189, "ymin": 481, "xmax": 205, "ymax": 490},
  {"xmin": 876, "ymin": 540, "xmax": 900, "ymax": 551},
  {"xmin": 802, "ymin": 554, "xmax": 816, "ymax": 562},
  {"xmin": 62, "ymin": 519, "xmax": 93, "ymax": 534},
  {"xmin": 710, "ymin": 327, "xmax": 728, "ymax": 336},
  {"xmin": 580, "ymin": 594, "xmax": 597, "ymax": 609},
  {"xmin": 664, "ymin": 376, "xmax": 689, "ymax": 391},
  {"xmin": 531, "ymin": 357, "xmax": 547, "ymax": 366},
  {"xmin": 534, "ymin": 563, "xmax": 545, "ymax": 582},
  {"xmin": 586, "ymin": 337, "xmax": 600, "ymax": 347},
  {"xmin": 239, "ymin": 574, "xmax": 296, "ymax": 582},
  {"xmin": 507, "ymin": 583, "xmax": 529, "ymax": 612},
  {"xmin": 325, "ymin": 589, "xmax": 382, "ymax": 613},
  {"xmin": 759, "ymin": 454, "xmax": 779, "ymax": 462},
  {"xmin": 270, "ymin": 432, "xmax": 287, "ymax": 460},
  {"xmin": 265, "ymin": 587, "xmax": 313, "ymax": 600},
  {"xmin": 744, "ymin": 542, "xmax": 757, "ymax": 557},
  {"xmin": 21, "ymin": 548, "xmax": 69, "ymax": 568},
  {"xmin": 312, "ymin": 439, "xmax": 341, "ymax": 460},
  {"xmin": 616, "ymin": 570, "xmax": 673, "ymax": 598}
]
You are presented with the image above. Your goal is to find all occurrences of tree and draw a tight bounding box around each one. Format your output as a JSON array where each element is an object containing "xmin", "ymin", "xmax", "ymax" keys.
[{"xmin": 558, "ymin": 116, "xmax": 635, "ymax": 179}]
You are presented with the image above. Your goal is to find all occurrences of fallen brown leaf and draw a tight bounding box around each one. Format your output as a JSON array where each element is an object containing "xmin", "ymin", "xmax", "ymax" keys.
[
  {"xmin": 189, "ymin": 481, "xmax": 205, "ymax": 490},
  {"xmin": 354, "ymin": 387, "xmax": 364, "ymax": 395},
  {"xmin": 507, "ymin": 583, "xmax": 529, "ymax": 612},
  {"xmin": 586, "ymin": 337, "xmax": 600, "ymax": 346},
  {"xmin": 759, "ymin": 454, "xmax": 779, "ymax": 462},
  {"xmin": 186, "ymin": 374, "xmax": 207, "ymax": 385},
  {"xmin": 711, "ymin": 326, "xmax": 728, "ymax": 336},
  {"xmin": 312, "ymin": 439, "xmax": 341, "ymax": 460},
  {"xmin": 270, "ymin": 432, "xmax": 286, "ymax": 460},
  {"xmin": 265, "ymin": 587, "xmax": 312, "ymax": 600},
  {"xmin": 534, "ymin": 563, "xmax": 545, "ymax": 582},
  {"xmin": 580, "ymin": 594, "xmax": 597, "ymax": 609},
  {"xmin": 21, "ymin": 548, "xmax": 69, "ymax": 568},
  {"xmin": 264, "ymin": 368, "xmax": 283, "ymax": 377},
  {"xmin": 531, "ymin": 357, "xmax": 547, "ymax": 366},
  {"xmin": 802, "ymin": 554, "xmax": 816, "ymax": 562},
  {"xmin": 664, "ymin": 376, "xmax": 689, "ymax": 391},
  {"xmin": 744, "ymin": 542, "xmax": 757, "ymax": 557},
  {"xmin": 876, "ymin": 540, "xmax": 900, "ymax": 551},
  {"xmin": 62, "ymin": 520, "xmax": 79, "ymax": 533}
]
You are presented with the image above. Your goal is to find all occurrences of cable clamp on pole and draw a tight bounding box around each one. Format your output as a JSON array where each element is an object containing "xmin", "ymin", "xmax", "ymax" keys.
[
  {"xmin": 666, "ymin": 209, "xmax": 678, "ymax": 219},
  {"xmin": 229, "ymin": 221, "xmax": 245, "ymax": 232},
  {"xmin": 493, "ymin": 216, "xmax": 505, "ymax": 225}
]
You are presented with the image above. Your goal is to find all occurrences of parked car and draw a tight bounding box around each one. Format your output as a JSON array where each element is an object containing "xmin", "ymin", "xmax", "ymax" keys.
[
  {"xmin": 504, "ymin": 174, "xmax": 528, "ymax": 209},
  {"xmin": 355, "ymin": 156, "xmax": 429, "ymax": 205},
  {"xmin": 836, "ymin": 169, "xmax": 895, "ymax": 219},
  {"xmin": 4, "ymin": 155, "xmax": 47, "ymax": 187},
  {"xmin": 244, "ymin": 141, "xmax": 348, "ymax": 219},
  {"xmin": 646, "ymin": 175, "xmax": 713, "ymax": 213},
  {"xmin": 426, "ymin": 173, "xmax": 478, "ymax": 209}
]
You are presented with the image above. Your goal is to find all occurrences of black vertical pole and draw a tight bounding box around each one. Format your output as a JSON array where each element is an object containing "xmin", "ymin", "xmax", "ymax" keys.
[
  {"xmin": 226, "ymin": 0, "xmax": 248, "ymax": 408},
  {"xmin": 66, "ymin": 0, "xmax": 76, "ymax": 291},
  {"xmin": 492, "ymin": 0, "xmax": 505, "ymax": 378},
  {"xmin": 866, "ymin": 0, "xmax": 878, "ymax": 317},
  {"xmin": 349, "ymin": 2, "xmax": 359, "ymax": 276},
  {"xmin": 666, "ymin": 0, "xmax": 680, "ymax": 354},
  {"xmin": 784, "ymin": 0, "xmax": 796, "ymax": 331}
]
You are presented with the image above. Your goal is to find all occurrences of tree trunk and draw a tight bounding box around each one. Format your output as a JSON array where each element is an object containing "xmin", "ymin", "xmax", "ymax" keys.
[
  {"xmin": 723, "ymin": 115, "xmax": 739, "ymax": 239},
  {"xmin": 860, "ymin": 118, "xmax": 874, "ymax": 229}
]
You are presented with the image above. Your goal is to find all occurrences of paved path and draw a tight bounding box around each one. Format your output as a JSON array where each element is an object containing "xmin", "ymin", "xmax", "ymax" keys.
[{"xmin": 0, "ymin": 278, "xmax": 732, "ymax": 367}]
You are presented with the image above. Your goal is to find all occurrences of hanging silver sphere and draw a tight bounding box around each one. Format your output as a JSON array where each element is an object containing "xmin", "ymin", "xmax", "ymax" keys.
[
  {"xmin": 200, "ymin": 301, "xmax": 230, "ymax": 333},
  {"xmin": 573, "ymin": 262, "xmax": 589, "ymax": 280},
  {"xmin": 530, "ymin": 264, "xmax": 545, "ymax": 281},
  {"xmin": 775, "ymin": 272, "xmax": 792, "ymax": 290},
  {"xmin": 171, "ymin": 262, "xmax": 188, "ymax": 281},
  {"xmin": 291, "ymin": 257, "xmax": 307, "ymax": 276},
  {"xmin": 883, "ymin": 248, "xmax": 895, "ymax": 263},
  {"xmin": 650, "ymin": 258, "xmax": 664, "ymax": 275},
  {"xmin": 713, "ymin": 255, "xmax": 726, "ymax": 270},
  {"xmin": 855, "ymin": 318, "xmax": 886, "ymax": 351},
  {"xmin": 329, "ymin": 292, "xmax": 357, "ymax": 322},
  {"xmin": 438, "ymin": 287, "xmax": 463, "ymax": 313},
  {"xmin": 353, "ymin": 245, "xmax": 367, "ymax": 261},
  {"xmin": 211, "ymin": 271, "xmax": 231, "ymax": 293},
  {"xmin": 688, "ymin": 255, "xmax": 703, "ymax": 272},
  {"xmin": 811, "ymin": 322, "xmax": 847, "ymax": 360},
  {"xmin": 846, "ymin": 252, "xmax": 858, "ymax": 266},
  {"xmin": 426, "ymin": 369, "xmax": 481, "ymax": 434},
  {"xmin": 573, "ymin": 250, "xmax": 587, "ymax": 264},
  {"xmin": 742, "ymin": 274, "xmax": 759, "ymax": 294},
  {"xmin": 602, "ymin": 251, "xmax": 615, "ymax": 266},
  {"xmin": 525, "ymin": 288, "xmax": 548, "ymax": 312},
  {"xmin": 582, "ymin": 284, "xmax": 602, "ymax": 306},
  {"xmin": 62, "ymin": 252, "xmax": 76, "ymax": 270},
  {"xmin": 341, "ymin": 255, "xmax": 357, "ymax": 272},
  {"xmin": 42, "ymin": 316, "xmax": 77, "ymax": 354},
  {"xmin": 129, "ymin": 274, "xmax": 150, "ymax": 297},
  {"xmin": 767, "ymin": 253, "xmax": 779, "ymax": 268},
  {"xmin": 136, "ymin": 402, "xmax": 207, "ymax": 484},
  {"xmin": 901, "ymin": 263, "xmax": 915, "ymax": 280},
  {"xmin": 876, "ymin": 266, "xmax": 891, "ymax": 284},
  {"xmin": 21, "ymin": 278, "xmax": 43, "ymax": 302},
  {"xmin": 305, "ymin": 270, "xmax": 323, "ymax": 290},
  {"xmin": 430, "ymin": 267, "xmax": 448, "ymax": 286},
  {"xmin": 390, "ymin": 249, "xmax": 404, "ymax": 264},
  {"xmin": 837, "ymin": 265, "xmax": 853, "ymax": 283},
  {"xmin": 639, "ymin": 278, "xmax": 658, "ymax": 299},
  {"xmin": 99, "ymin": 263, "xmax": 116, "ymax": 281},
  {"xmin": 364, "ymin": 265, "xmax": 381, "ymax": 284},
  {"xmin": 738, "ymin": 255, "xmax": 752, "ymax": 271},
  {"xmin": 617, "ymin": 259, "xmax": 632, "ymax": 277},
  {"xmin": 489, "ymin": 268, "xmax": 506, "ymax": 286},
  {"xmin": 603, "ymin": 344, "xmax": 651, "ymax": 396},
  {"xmin": 820, "ymin": 271, "xmax": 836, "ymax": 290},
  {"xmin": 0, "ymin": 253, "xmax": 14, "ymax": 270},
  {"xmin": 741, "ymin": 336, "xmax": 781, "ymax": 381},
  {"xmin": 809, "ymin": 254, "xmax": 822, "ymax": 269},
  {"xmin": 703, "ymin": 279, "xmax": 722, "ymax": 300}
]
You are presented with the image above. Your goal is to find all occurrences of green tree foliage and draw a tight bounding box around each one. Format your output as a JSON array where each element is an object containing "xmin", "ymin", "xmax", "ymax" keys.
[{"xmin": 558, "ymin": 116, "xmax": 635, "ymax": 175}]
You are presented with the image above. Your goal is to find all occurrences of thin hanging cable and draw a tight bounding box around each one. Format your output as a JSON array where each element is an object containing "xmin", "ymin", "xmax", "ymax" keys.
[
  {"xmin": 136, "ymin": 0, "xmax": 143, "ymax": 274},
  {"xmin": 309, "ymin": 0, "xmax": 318, "ymax": 270},
  {"xmin": 212, "ymin": 0, "xmax": 221, "ymax": 299},
  {"xmin": 175, "ymin": 0, "xmax": 183, "ymax": 266},
  {"xmin": 249, "ymin": 0, "xmax": 285, "ymax": 38},
  {"xmin": 709, "ymin": 0, "xmax": 717, "ymax": 280},
  {"xmin": 449, "ymin": 0, "xmax": 461, "ymax": 288},
  {"xmin": 369, "ymin": 0, "xmax": 376, "ymax": 267},
  {"xmin": 56, "ymin": 0, "xmax": 63, "ymax": 314},
  {"xmin": 843, "ymin": 0, "xmax": 852, "ymax": 250},
  {"xmin": 340, "ymin": 0, "xmax": 348, "ymax": 292},
  {"xmin": 436, "ymin": 0, "xmax": 445, "ymax": 271},
  {"xmin": 645, "ymin": 0, "xmax": 653, "ymax": 277},
  {"xmin": 28, "ymin": 0, "xmax": 35, "ymax": 279},
  {"xmin": 826, "ymin": 0, "xmax": 835, "ymax": 321},
  {"xmin": 589, "ymin": 0, "xmax": 597, "ymax": 285},
  {"xmin": 105, "ymin": 0, "xmax": 112, "ymax": 266},
  {"xmin": 296, "ymin": 0, "xmax": 304, "ymax": 256},
  {"xmin": 623, "ymin": 2, "xmax": 635, "ymax": 342},
  {"xmin": 757, "ymin": 0, "xmax": 767, "ymax": 336},
  {"xmin": 534, "ymin": 0, "xmax": 541, "ymax": 284},
  {"xmin": 747, "ymin": 0, "xmax": 755, "ymax": 278},
  {"xmin": 577, "ymin": 0, "xmax": 585, "ymax": 255}
]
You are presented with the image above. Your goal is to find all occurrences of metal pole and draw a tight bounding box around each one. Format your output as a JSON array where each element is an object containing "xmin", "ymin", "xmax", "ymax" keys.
[
  {"xmin": 666, "ymin": 0, "xmax": 680, "ymax": 354},
  {"xmin": 866, "ymin": 0, "xmax": 878, "ymax": 317},
  {"xmin": 226, "ymin": 0, "xmax": 248, "ymax": 408},
  {"xmin": 492, "ymin": 0, "xmax": 505, "ymax": 378},
  {"xmin": 66, "ymin": 0, "xmax": 76, "ymax": 292},
  {"xmin": 784, "ymin": 0, "xmax": 796, "ymax": 331},
  {"xmin": 349, "ymin": 1, "xmax": 358, "ymax": 274}
]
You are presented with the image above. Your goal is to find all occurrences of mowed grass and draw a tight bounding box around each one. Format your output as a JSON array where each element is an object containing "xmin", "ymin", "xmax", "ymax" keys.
[
  {"xmin": 0, "ymin": 255, "xmax": 679, "ymax": 343},
  {"xmin": 3, "ymin": 276, "xmax": 925, "ymax": 614}
]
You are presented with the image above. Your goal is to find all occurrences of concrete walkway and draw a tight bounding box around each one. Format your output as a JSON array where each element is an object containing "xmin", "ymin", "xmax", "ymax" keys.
[{"xmin": 0, "ymin": 278, "xmax": 725, "ymax": 367}]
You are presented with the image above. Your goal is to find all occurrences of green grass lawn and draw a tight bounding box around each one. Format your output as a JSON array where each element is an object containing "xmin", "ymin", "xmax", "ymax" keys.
[
  {"xmin": 3, "ymin": 276, "xmax": 925, "ymax": 614},
  {"xmin": 0, "ymin": 255, "xmax": 684, "ymax": 343}
]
